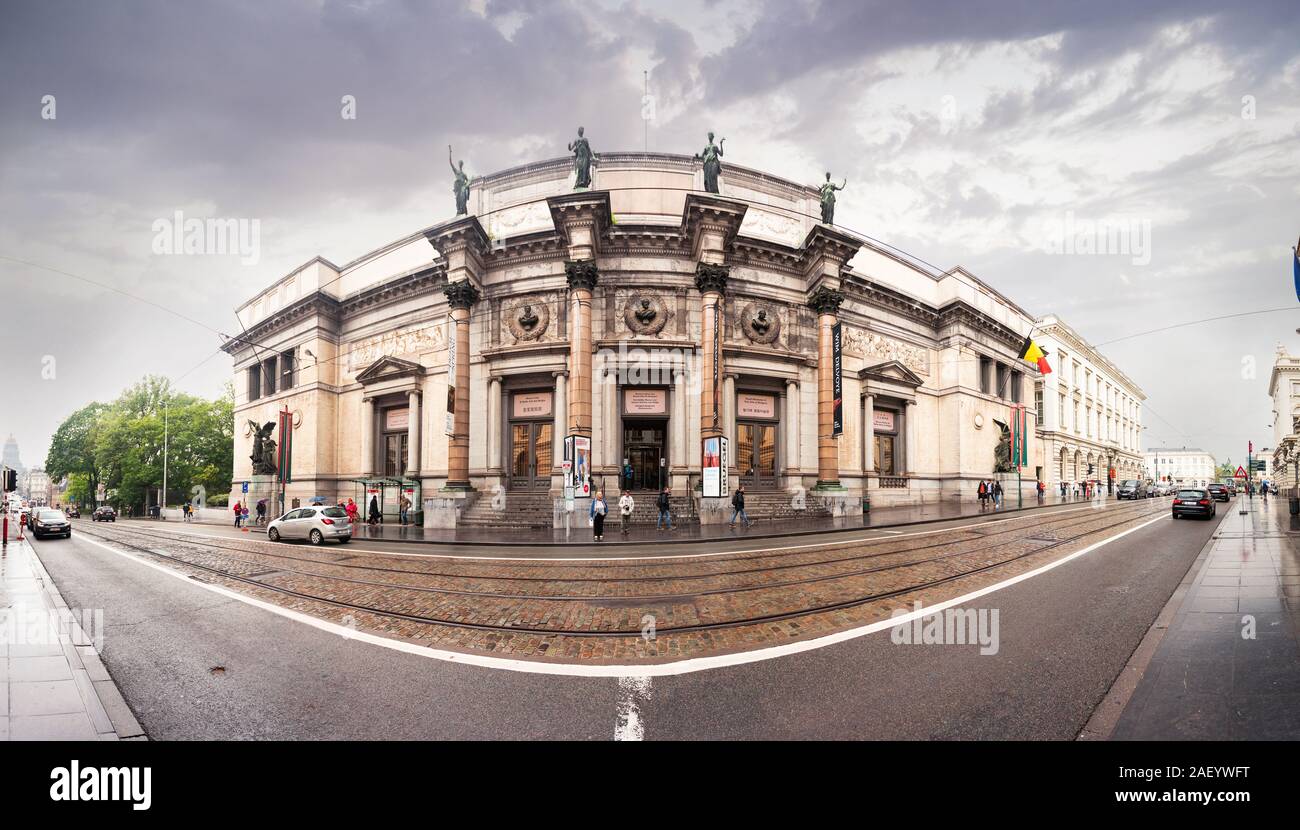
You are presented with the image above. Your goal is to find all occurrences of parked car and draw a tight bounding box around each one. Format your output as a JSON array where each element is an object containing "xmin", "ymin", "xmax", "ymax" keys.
[
  {"xmin": 1206, "ymin": 483, "xmax": 1230, "ymax": 502},
  {"xmin": 1172, "ymin": 488, "xmax": 1216, "ymax": 520},
  {"xmin": 1116, "ymin": 479, "xmax": 1150, "ymax": 500},
  {"xmin": 92, "ymin": 506, "xmax": 117, "ymax": 522},
  {"xmin": 267, "ymin": 505, "xmax": 352, "ymax": 545},
  {"xmin": 30, "ymin": 508, "xmax": 72, "ymax": 539}
]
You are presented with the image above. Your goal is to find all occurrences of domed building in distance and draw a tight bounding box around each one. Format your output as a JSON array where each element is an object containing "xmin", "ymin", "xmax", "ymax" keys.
[{"xmin": 223, "ymin": 144, "xmax": 1139, "ymax": 528}]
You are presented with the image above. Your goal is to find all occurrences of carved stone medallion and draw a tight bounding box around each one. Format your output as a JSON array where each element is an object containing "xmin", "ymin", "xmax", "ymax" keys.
[
  {"xmin": 740, "ymin": 302, "xmax": 782, "ymax": 345},
  {"xmin": 506, "ymin": 297, "xmax": 550, "ymax": 342},
  {"xmin": 623, "ymin": 292, "xmax": 671, "ymax": 336}
]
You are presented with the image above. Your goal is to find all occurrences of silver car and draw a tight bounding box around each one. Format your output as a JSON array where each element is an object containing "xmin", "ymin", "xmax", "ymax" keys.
[{"xmin": 267, "ymin": 505, "xmax": 352, "ymax": 545}]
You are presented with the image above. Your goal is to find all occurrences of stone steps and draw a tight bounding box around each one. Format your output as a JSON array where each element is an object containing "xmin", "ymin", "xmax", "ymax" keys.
[{"xmin": 454, "ymin": 488, "xmax": 833, "ymax": 527}]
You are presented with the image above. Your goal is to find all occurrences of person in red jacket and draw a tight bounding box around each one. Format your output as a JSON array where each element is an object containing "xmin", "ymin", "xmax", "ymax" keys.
[{"xmin": 233, "ymin": 501, "xmax": 242, "ymax": 528}]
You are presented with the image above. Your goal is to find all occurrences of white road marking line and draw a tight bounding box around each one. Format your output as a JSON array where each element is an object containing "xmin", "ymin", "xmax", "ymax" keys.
[
  {"xmin": 614, "ymin": 676, "xmax": 652, "ymax": 741},
  {"xmin": 89, "ymin": 502, "xmax": 1114, "ymax": 563},
  {"xmin": 71, "ymin": 512, "xmax": 1170, "ymax": 678}
]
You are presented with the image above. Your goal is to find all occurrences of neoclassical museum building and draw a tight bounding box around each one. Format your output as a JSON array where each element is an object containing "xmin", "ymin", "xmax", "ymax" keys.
[{"xmin": 224, "ymin": 149, "xmax": 1097, "ymax": 527}]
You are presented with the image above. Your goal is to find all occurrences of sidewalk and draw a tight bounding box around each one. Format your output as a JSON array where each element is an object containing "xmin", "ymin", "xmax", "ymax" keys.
[
  {"xmin": 159, "ymin": 492, "xmax": 1112, "ymax": 546},
  {"xmin": 1, "ymin": 536, "xmax": 145, "ymax": 740},
  {"xmin": 1108, "ymin": 495, "xmax": 1300, "ymax": 739}
]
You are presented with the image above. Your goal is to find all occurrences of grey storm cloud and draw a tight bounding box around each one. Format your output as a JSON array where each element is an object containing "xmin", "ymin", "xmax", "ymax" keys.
[{"xmin": 1, "ymin": 0, "xmax": 1298, "ymax": 468}]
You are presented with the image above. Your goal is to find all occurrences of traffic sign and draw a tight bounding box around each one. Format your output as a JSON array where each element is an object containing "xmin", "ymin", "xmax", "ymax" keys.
[
  {"xmin": 241, "ymin": 482, "xmax": 249, "ymax": 493},
  {"xmin": 1234, "ymin": 466, "xmax": 1247, "ymax": 479}
]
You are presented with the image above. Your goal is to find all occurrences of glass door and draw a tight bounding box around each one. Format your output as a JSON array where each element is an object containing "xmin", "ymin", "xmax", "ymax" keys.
[
  {"xmin": 510, "ymin": 422, "xmax": 552, "ymax": 489},
  {"xmin": 737, "ymin": 422, "xmax": 777, "ymax": 488}
]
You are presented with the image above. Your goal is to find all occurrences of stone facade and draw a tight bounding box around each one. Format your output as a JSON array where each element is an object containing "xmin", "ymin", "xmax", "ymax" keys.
[
  {"xmin": 1143, "ymin": 448, "xmax": 1216, "ymax": 488},
  {"xmin": 1269, "ymin": 341, "xmax": 1300, "ymax": 491},
  {"xmin": 1033, "ymin": 315, "xmax": 1145, "ymax": 491},
  {"xmin": 223, "ymin": 152, "xmax": 1101, "ymax": 525}
]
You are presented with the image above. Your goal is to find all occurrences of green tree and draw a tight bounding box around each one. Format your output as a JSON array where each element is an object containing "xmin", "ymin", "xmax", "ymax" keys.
[{"xmin": 45, "ymin": 401, "xmax": 109, "ymax": 501}]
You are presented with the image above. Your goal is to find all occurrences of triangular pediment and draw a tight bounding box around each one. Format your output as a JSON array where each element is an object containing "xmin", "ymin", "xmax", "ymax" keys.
[
  {"xmin": 859, "ymin": 360, "xmax": 923, "ymax": 388},
  {"xmin": 356, "ymin": 355, "xmax": 423, "ymax": 384}
]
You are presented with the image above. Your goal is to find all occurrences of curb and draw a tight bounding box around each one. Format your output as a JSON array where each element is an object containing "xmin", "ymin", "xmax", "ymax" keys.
[{"xmin": 22, "ymin": 538, "xmax": 148, "ymax": 741}]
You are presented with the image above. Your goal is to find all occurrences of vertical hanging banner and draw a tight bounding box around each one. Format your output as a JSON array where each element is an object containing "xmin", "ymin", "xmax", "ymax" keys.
[
  {"xmin": 444, "ymin": 326, "xmax": 457, "ymax": 436},
  {"xmin": 832, "ymin": 322, "xmax": 843, "ymax": 436},
  {"xmin": 712, "ymin": 300, "xmax": 720, "ymax": 430},
  {"xmin": 277, "ymin": 407, "xmax": 294, "ymax": 483}
]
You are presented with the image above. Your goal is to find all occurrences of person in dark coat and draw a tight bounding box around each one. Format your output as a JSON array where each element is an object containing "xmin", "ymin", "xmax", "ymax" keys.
[{"xmin": 368, "ymin": 495, "xmax": 380, "ymax": 525}]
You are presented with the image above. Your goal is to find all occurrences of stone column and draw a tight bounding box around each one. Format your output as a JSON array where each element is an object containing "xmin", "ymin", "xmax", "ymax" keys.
[
  {"xmin": 566, "ymin": 261, "xmax": 598, "ymax": 445},
  {"xmin": 671, "ymin": 367, "xmax": 686, "ymax": 473},
  {"xmin": 723, "ymin": 373, "xmax": 737, "ymax": 472},
  {"xmin": 904, "ymin": 399, "xmax": 917, "ymax": 475},
  {"xmin": 604, "ymin": 366, "xmax": 620, "ymax": 472},
  {"xmin": 552, "ymin": 372, "xmax": 567, "ymax": 484},
  {"xmin": 487, "ymin": 377, "xmax": 502, "ymax": 474},
  {"xmin": 443, "ymin": 280, "xmax": 479, "ymax": 490},
  {"xmin": 808, "ymin": 285, "xmax": 844, "ymax": 488},
  {"xmin": 406, "ymin": 390, "xmax": 421, "ymax": 477},
  {"xmin": 864, "ymin": 393, "xmax": 875, "ymax": 475},
  {"xmin": 785, "ymin": 378, "xmax": 800, "ymax": 484},
  {"xmin": 359, "ymin": 396, "xmax": 375, "ymax": 478},
  {"xmin": 696, "ymin": 263, "xmax": 729, "ymax": 441}
]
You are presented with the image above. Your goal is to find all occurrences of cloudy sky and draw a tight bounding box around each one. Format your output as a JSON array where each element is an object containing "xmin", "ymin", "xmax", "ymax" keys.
[{"xmin": 2, "ymin": 0, "xmax": 1298, "ymax": 471}]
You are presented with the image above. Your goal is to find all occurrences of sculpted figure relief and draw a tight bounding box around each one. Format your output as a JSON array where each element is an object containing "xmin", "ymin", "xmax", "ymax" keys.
[
  {"xmin": 694, "ymin": 131, "xmax": 725, "ymax": 194},
  {"xmin": 739, "ymin": 302, "xmax": 782, "ymax": 345},
  {"xmin": 623, "ymin": 293, "xmax": 670, "ymax": 336},
  {"xmin": 448, "ymin": 145, "xmax": 472, "ymax": 215},
  {"xmin": 568, "ymin": 126, "xmax": 595, "ymax": 189},
  {"xmin": 248, "ymin": 420, "xmax": 277, "ymax": 475},
  {"xmin": 818, "ymin": 172, "xmax": 847, "ymax": 225},
  {"xmin": 506, "ymin": 298, "xmax": 550, "ymax": 342}
]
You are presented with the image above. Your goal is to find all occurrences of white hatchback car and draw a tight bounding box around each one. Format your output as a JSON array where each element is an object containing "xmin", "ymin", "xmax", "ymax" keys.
[{"xmin": 267, "ymin": 505, "xmax": 352, "ymax": 545}]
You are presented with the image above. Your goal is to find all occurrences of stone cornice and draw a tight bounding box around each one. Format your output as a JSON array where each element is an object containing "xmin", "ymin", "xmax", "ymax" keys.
[
  {"xmin": 340, "ymin": 265, "xmax": 445, "ymax": 318},
  {"xmin": 424, "ymin": 215, "xmax": 491, "ymax": 262},
  {"xmin": 221, "ymin": 294, "xmax": 341, "ymax": 356},
  {"xmin": 1036, "ymin": 318, "xmax": 1144, "ymax": 400},
  {"xmin": 548, "ymin": 190, "xmax": 612, "ymax": 257},
  {"xmin": 681, "ymin": 193, "xmax": 748, "ymax": 262}
]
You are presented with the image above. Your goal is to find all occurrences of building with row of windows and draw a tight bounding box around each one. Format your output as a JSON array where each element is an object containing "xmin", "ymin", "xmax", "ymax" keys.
[
  {"xmin": 1032, "ymin": 315, "xmax": 1146, "ymax": 489},
  {"xmin": 222, "ymin": 151, "xmax": 1146, "ymax": 526},
  {"xmin": 1143, "ymin": 448, "xmax": 1216, "ymax": 488},
  {"xmin": 1269, "ymin": 340, "xmax": 1300, "ymax": 491}
]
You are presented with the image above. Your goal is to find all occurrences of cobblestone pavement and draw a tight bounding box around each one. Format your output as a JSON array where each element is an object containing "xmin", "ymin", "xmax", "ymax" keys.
[{"xmin": 71, "ymin": 499, "xmax": 1172, "ymax": 665}]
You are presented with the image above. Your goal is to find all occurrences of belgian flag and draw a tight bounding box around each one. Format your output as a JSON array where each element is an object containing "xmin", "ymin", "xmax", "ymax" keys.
[{"xmin": 1018, "ymin": 334, "xmax": 1052, "ymax": 374}]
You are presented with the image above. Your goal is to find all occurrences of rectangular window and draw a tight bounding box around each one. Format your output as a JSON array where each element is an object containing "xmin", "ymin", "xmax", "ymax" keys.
[
  {"xmin": 996, "ymin": 363, "xmax": 1008, "ymax": 399},
  {"xmin": 262, "ymin": 356, "xmax": 277, "ymax": 399},
  {"xmin": 979, "ymin": 357, "xmax": 992, "ymax": 394},
  {"xmin": 874, "ymin": 434, "xmax": 896, "ymax": 475},
  {"xmin": 280, "ymin": 350, "xmax": 296, "ymax": 392},
  {"xmin": 1011, "ymin": 371, "xmax": 1022, "ymax": 403},
  {"xmin": 1035, "ymin": 384, "xmax": 1044, "ymax": 426},
  {"xmin": 248, "ymin": 364, "xmax": 262, "ymax": 402}
]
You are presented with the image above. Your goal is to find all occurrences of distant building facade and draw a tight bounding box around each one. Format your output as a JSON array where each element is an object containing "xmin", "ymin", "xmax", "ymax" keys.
[
  {"xmin": 1034, "ymin": 315, "xmax": 1145, "ymax": 489},
  {"xmin": 1144, "ymin": 448, "xmax": 1216, "ymax": 488},
  {"xmin": 1269, "ymin": 341, "xmax": 1300, "ymax": 491},
  {"xmin": 22, "ymin": 468, "xmax": 51, "ymax": 505}
]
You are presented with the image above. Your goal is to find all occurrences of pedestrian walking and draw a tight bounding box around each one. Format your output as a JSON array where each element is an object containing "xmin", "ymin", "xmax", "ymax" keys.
[
  {"xmin": 241, "ymin": 504, "xmax": 250, "ymax": 526},
  {"xmin": 992, "ymin": 480, "xmax": 1003, "ymax": 509},
  {"xmin": 977, "ymin": 479, "xmax": 988, "ymax": 510},
  {"xmin": 233, "ymin": 501, "xmax": 242, "ymax": 528},
  {"xmin": 256, "ymin": 499, "xmax": 267, "ymax": 526},
  {"xmin": 622, "ymin": 461, "xmax": 634, "ymax": 492},
  {"xmin": 619, "ymin": 490, "xmax": 635, "ymax": 536},
  {"xmin": 399, "ymin": 493, "xmax": 411, "ymax": 525},
  {"xmin": 590, "ymin": 490, "xmax": 608, "ymax": 541},
  {"xmin": 656, "ymin": 487, "xmax": 674, "ymax": 531},
  {"xmin": 1037, "ymin": 480, "xmax": 1045, "ymax": 502},
  {"xmin": 368, "ymin": 495, "xmax": 380, "ymax": 525},
  {"xmin": 729, "ymin": 484, "xmax": 752, "ymax": 528}
]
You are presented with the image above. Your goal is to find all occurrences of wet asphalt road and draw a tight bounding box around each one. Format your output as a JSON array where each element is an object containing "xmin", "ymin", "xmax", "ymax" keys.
[{"xmin": 27, "ymin": 503, "xmax": 1221, "ymax": 739}]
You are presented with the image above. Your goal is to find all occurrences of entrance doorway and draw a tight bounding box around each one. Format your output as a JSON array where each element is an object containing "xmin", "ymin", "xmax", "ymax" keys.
[
  {"xmin": 622, "ymin": 421, "xmax": 666, "ymax": 490},
  {"xmin": 737, "ymin": 421, "xmax": 777, "ymax": 488},
  {"xmin": 509, "ymin": 421, "xmax": 552, "ymax": 489}
]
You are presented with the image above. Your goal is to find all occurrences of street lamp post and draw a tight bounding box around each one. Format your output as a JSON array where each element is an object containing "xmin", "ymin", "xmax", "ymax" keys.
[{"xmin": 162, "ymin": 396, "xmax": 169, "ymax": 520}]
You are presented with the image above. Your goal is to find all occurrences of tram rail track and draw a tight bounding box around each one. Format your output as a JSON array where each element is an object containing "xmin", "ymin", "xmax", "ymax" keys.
[{"xmin": 71, "ymin": 501, "xmax": 1170, "ymax": 641}]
